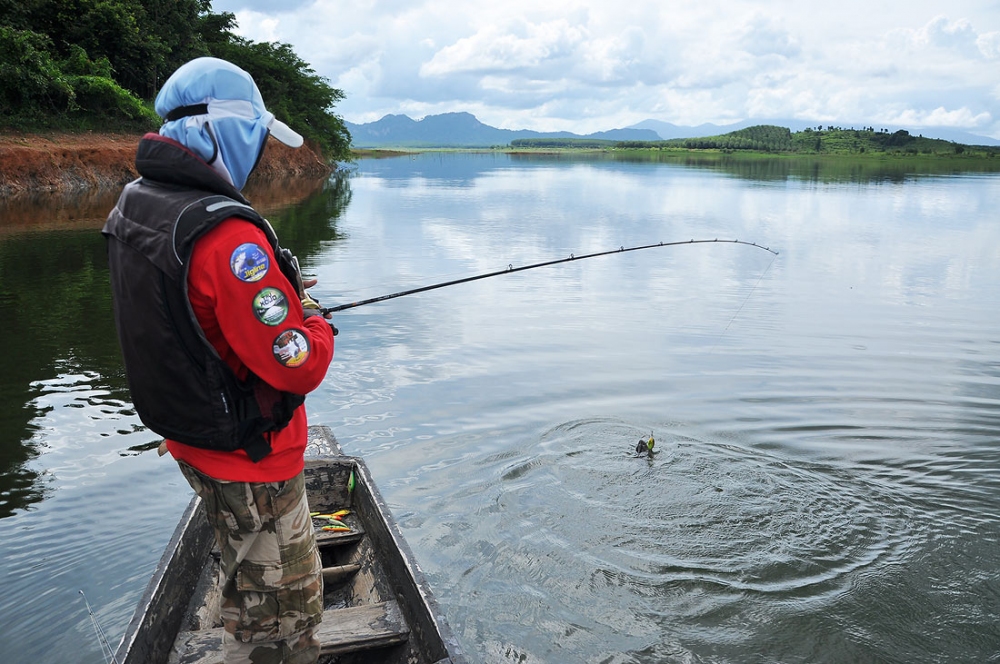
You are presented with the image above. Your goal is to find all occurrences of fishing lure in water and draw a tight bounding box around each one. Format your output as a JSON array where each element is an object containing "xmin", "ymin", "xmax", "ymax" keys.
[{"xmin": 635, "ymin": 433, "xmax": 655, "ymax": 457}]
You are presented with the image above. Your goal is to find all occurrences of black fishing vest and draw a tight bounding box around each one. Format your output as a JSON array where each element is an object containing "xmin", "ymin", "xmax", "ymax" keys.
[{"xmin": 103, "ymin": 177, "xmax": 304, "ymax": 462}]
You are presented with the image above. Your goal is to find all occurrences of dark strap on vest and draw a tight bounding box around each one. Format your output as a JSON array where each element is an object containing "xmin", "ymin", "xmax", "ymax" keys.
[
  {"xmin": 241, "ymin": 431, "xmax": 273, "ymax": 463},
  {"xmin": 173, "ymin": 195, "xmax": 260, "ymax": 260},
  {"xmin": 165, "ymin": 104, "xmax": 209, "ymax": 121}
]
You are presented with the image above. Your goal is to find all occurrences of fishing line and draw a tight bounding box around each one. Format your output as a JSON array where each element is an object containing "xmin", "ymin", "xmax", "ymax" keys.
[
  {"xmin": 320, "ymin": 238, "xmax": 778, "ymax": 314},
  {"xmin": 709, "ymin": 250, "xmax": 778, "ymax": 353},
  {"xmin": 79, "ymin": 590, "xmax": 120, "ymax": 664}
]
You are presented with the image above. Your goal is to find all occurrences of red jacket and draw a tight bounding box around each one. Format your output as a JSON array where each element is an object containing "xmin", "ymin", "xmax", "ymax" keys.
[{"xmin": 166, "ymin": 218, "xmax": 334, "ymax": 481}]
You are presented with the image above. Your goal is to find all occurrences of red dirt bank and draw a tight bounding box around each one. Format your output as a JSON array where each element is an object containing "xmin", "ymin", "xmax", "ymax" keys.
[{"xmin": 0, "ymin": 131, "xmax": 332, "ymax": 197}]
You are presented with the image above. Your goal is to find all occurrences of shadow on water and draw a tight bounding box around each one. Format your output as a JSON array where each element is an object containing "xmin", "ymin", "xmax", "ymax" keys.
[{"xmin": 0, "ymin": 171, "xmax": 352, "ymax": 518}]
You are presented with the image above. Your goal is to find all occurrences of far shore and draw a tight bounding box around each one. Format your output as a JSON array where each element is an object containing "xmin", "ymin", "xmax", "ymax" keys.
[{"xmin": 4, "ymin": 132, "xmax": 998, "ymax": 200}]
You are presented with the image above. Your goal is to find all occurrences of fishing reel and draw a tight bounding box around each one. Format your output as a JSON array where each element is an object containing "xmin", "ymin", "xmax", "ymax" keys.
[{"xmin": 277, "ymin": 247, "xmax": 338, "ymax": 336}]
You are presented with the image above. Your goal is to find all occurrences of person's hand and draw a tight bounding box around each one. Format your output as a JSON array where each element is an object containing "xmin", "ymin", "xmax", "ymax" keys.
[
  {"xmin": 300, "ymin": 277, "xmax": 333, "ymax": 319},
  {"xmin": 299, "ymin": 278, "xmax": 338, "ymax": 335}
]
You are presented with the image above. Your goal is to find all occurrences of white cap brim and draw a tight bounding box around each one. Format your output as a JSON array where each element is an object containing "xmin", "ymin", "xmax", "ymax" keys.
[{"xmin": 268, "ymin": 117, "xmax": 304, "ymax": 148}]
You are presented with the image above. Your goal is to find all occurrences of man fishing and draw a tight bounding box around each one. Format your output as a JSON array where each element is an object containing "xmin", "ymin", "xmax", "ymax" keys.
[{"xmin": 103, "ymin": 57, "xmax": 335, "ymax": 664}]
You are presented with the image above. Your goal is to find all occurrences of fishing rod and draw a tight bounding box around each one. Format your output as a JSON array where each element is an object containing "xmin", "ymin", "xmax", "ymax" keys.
[{"xmin": 320, "ymin": 238, "xmax": 778, "ymax": 314}]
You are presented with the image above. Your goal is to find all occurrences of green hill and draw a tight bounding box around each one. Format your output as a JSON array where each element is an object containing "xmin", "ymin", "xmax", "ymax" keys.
[{"xmin": 610, "ymin": 125, "xmax": 1000, "ymax": 157}]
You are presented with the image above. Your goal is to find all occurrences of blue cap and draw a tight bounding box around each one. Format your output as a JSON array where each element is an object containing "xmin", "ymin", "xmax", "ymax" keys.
[{"xmin": 155, "ymin": 57, "xmax": 303, "ymax": 190}]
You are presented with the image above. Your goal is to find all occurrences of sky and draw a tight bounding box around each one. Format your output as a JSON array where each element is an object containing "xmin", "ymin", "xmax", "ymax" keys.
[{"xmin": 210, "ymin": 0, "xmax": 1000, "ymax": 139}]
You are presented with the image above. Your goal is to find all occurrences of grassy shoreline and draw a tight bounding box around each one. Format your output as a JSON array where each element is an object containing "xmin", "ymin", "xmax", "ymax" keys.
[{"xmin": 354, "ymin": 144, "xmax": 1000, "ymax": 168}]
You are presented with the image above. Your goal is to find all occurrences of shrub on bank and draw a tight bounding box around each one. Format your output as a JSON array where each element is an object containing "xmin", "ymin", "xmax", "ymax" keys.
[{"xmin": 0, "ymin": 28, "xmax": 158, "ymax": 130}]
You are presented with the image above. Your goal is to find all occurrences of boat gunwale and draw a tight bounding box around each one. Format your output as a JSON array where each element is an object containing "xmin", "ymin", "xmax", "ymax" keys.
[{"xmin": 114, "ymin": 494, "xmax": 214, "ymax": 664}]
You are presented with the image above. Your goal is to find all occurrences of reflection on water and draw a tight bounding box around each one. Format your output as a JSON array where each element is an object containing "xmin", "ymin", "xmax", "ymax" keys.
[
  {"xmin": 0, "ymin": 228, "xmax": 125, "ymax": 517},
  {"xmin": 0, "ymin": 173, "xmax": 350, "ymax": 518},
  {"xmin": 347, "ymin": 149, "xmax": 1000, "ymax": 189},
  {"xmin": 509, "ymin": 150, "xmax": 1000, "ymax": 183},
  {"xmin": 0, "ymin": 188, "xmax": 122, "ymax": 234},
  {"xmin": 2, "ymin": 154, "xmax": 1000, "ymax": 663}
]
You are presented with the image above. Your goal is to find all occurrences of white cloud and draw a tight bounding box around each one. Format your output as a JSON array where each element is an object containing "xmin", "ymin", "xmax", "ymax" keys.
[
  {"xmin": 203, "ymin": 1, "xmax": 1000, "ymax": 139},
  {"xmin": 738, "ymin": 14, "xmax": 801, "ymax": 58},
  {"xmin": 886, "ymin": 106, "xmax": 992, "ymax": 128},
  {"xmin": 912, "ymin": 15, "xmax": 980, "ymax": 55},
  {"xmin": 232, "ymin": 11, "xmax": 280, "ymax": 42},
  {"xmin": 979, "ymin": 31, "xmax": 1000, "ymax": 59},
  {"xmin": 421, "ymin": 20, "xmax": 587, "ymax": 76}
]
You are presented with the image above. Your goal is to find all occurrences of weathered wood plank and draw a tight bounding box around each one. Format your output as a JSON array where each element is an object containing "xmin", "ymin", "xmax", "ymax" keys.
[
  {"xmin": 168, "ymin": 600, "xmax": 409, "ymax": 663},
  {"xmin": 322, "ymin": 563, "xmax": 362, "ymax": 583},
  {"xmin": 315, "ymin": 527, "xmax": 364, "ymax": 547},
  {"xmin": 318, "ymin": 600, "xmax": 409, "ymax": 656}
]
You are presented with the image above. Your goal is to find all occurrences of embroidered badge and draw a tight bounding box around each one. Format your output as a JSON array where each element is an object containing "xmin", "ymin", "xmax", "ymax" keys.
[
  {"xmin": 273, "ymin": 329, "xmax": 310, "ymax": 368},
  {"xmin": 253, "ymin": 287, "xmax": 289, "ymax": 326},
  {"xmin": 230, "ymin": 243, "xmax": 269, "ymax": 283}
]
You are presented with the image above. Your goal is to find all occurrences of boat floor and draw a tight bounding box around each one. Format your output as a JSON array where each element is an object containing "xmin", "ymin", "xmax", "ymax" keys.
[
  {"xmin": 167, "ymin": 493, "xmax": 426, "ymax": 663},
  {"xmin": 171, "ymin": 602, "xmax": 409, "ymax": 663}
]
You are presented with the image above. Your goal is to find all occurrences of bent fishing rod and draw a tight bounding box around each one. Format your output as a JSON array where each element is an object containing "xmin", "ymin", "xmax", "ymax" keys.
[{"xmin": 320, "ymin": 238, "xmax": 778, "ymax": 315}]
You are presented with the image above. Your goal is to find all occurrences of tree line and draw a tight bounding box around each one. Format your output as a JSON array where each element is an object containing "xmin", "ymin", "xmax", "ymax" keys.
[
  {"xmin": 613, "ymin": 125, "xmax": 996, "ymax": 156},
  {"xmin": 510, "ymin": 138, "xmax": 617, "ymax": 149},
  {"xmin": 0, "ymin": 0, "xmax": 350, "ymax": 159}
]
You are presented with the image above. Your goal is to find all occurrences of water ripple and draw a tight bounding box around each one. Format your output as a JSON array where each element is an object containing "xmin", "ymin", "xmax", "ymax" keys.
[{"xmin": 495, "ymin": 419, "xmax": 917, "ymax": 603}]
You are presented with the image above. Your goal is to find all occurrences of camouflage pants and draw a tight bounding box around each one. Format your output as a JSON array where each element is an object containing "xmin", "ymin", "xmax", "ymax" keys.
[{"xmin": 178, "ymin": 462, "xmax": 324, "ymax": 664}]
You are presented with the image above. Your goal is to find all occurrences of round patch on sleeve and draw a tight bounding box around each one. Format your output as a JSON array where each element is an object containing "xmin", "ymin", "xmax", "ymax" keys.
[
  {"xmin": 253, "ymin": 287, "xmax": 289, "ymax": 326},
  {"xmin": 230, "ymin": 243, "xmax": 269, "ymax": 283},
  {"xmin": 272, "ymin": 329, "xmax": 310, "ymax": 368}
]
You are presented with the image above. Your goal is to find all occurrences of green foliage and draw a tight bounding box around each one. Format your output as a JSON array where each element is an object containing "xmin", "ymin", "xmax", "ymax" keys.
[
  {"xmin": 1, "ymin": 0, "xmax": 351, "ymax": 160},
  {"xmin": 0, "ymin": 27, "xmax": 74, "ymax": 114},
  {"xmin": 0, "ymin": 27, "xmax": 157, "ymax": 128},
  {"xmin": 615, "ymin": 140, "xmax": 663, "ymax": 148},
  {"xmin": 677, "ymin": 125, "xmax": 793, "ymax": 152},
  {"xmin": 511, "ymin": 138, "xmax": 616, "ymax": 148},
  {"xmin": 67, "ymin": 75, "xmax": 160, "ymax": 122},
  {"xmin": 61, "ymin": 44, "xmax": 113, "ymax": 79},
  {"xmin": 8, "ymin": 0, "xmax": 207, "ymax": 99},
  {"xmin": 612, "ymin": 124, "xmax": 1000, "ymax": 160}
]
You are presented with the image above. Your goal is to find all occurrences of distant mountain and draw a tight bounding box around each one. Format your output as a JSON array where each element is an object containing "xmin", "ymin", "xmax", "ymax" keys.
[
  {"xmin": 345, "ymin": 112, "xmax": 660, "ymax": 147},
  {"xmin": 629, "ymin": 118, "xmax": 1000, "ymax": 146},
  {"xmin": 344, "ymin": 112, "xmax": 999, "ymax": 148}
]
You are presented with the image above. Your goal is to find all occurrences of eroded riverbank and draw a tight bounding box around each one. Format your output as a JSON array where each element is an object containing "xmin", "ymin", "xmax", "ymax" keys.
[{"xmin": 0, "ymin": 132, "xmax": 332, "ymax": 198}]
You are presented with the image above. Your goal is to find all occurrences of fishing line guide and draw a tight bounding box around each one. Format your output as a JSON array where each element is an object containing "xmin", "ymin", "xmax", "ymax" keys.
[{"xmin": 320, "ymin": 238, "xmax": 778, "ymax": 315}]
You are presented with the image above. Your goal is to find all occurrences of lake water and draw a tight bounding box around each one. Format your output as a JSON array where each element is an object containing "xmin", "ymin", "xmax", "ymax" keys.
[{"xmin": 1, "ymin": 152, "xmax": 999, "ymax": 663}]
